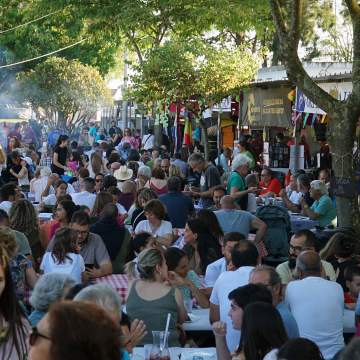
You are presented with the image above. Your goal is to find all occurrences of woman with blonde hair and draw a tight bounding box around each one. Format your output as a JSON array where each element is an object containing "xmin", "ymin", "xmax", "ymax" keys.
[
  {"xmin": 90, "ymin": 191, "xmax": 124, "ymax": 226},
  {"xmin": 87, "ymin": 152, "xmax": 109, "ymax": 177},
  {"xmin": 319, "ymin": 233, "xmax": 343, "ymax": 262},
  {"xmin": 121, "ymin": 127, "xmax": 138, "ymax": 149},
  {"xmin": 7, "ymin": 136, "xmax": 21, "ymax": 154},
  {"xmin": 0, "ymin": 143, "xmax": 7, "ymax": 185},
  {"xmin": 0, "ymin": 227, "xmax": 38, "ymax": 314},
  {"xmin": 125, "ymin": 248, "xmax": 187, "ymax": 346},
  {"xmin": 169, "ymin": 163, "xmax": 188, "ymax": 191},
  {"xmin": 9, "ymin": 199, "xmax": 47, "ymax": 272}
]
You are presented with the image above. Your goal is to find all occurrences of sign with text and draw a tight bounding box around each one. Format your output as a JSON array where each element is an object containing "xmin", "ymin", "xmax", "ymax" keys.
[
  {"xmin": 313, "ymin": 123, "xmax": 327, "ymax": 141},
  {"xmin": 330, "ymin": 177, "xmax": 355, "ymax": 198}
]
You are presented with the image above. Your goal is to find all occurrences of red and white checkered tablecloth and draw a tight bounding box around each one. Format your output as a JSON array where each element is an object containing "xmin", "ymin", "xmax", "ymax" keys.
[
  {"xmin": 24, "ymin": 274, "xmax": 206, "ymax": 306},
  {"xmin": 248, "ymin": 234, "xmax": 268, "ymax": 258}
]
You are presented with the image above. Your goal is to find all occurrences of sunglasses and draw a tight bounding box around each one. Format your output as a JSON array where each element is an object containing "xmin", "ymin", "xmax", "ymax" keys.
[
  {"xmin": 95, "ymin": 179, "xmax": 103, "ymax": 182},
  {"xmin": 29, "ymin": 327, "xmax": 51, "ymax": 346}
]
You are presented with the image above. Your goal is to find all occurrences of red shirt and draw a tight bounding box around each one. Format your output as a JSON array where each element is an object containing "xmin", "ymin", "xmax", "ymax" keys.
[
  {"xmin": 344, "ymin": 292, "xmax": 357, "ymax": 303},
  {"xmin": 259, "ymin": 177, "xmax": 282, "ymax": 197}
]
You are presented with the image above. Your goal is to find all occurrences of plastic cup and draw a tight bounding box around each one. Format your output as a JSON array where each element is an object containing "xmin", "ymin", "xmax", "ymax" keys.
[
  {"xmin": 184, "ymin": 298, "xmax": 193, "ymax": 314},
  {"xmin": 144, "ymin": 344, "xmax": 152, "ymax": 360}
]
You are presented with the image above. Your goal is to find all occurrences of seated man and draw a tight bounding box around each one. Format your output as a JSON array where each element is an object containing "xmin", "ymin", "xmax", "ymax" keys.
[
  {"xmin": 215, "ymin": 196, "xmax": 267, "ymax": 244},
  {"xmin": 210, "ymin": 240, "xmax": 260, "ymax": 352},
  {"xmin": 0, "ymin": 183, "xmax": 17, "ymax": 213},
  {"xmin": 212, "ymin": 283, "xmax": 273, "ymax": 360},
  {"xmin": 118, "ymin": 180, "xmax": 136, "ymax": 211},
  {"xmin": 285, "ymin": 251, "xmax": 344, "ymax": 360},
  {"xmin": 258, "ymin": 168, "xmax": 282, "ymax": 199},
  {"xmin": 205, "ymin": 232, "xmax": 246, "ymax": 297},
  {"xmin": 71, "ymin": 177, "xmax": 97, "ymax": 209},
  {"xmin": 280, "ymin": 174, "xmax": 314, "ymax": 214},
  {"xmin": 89, "ymin": 203, "xmax": 131, "ymax": 274},
  {"xmin": 280, "ymin": 173, "xmax": 303, "ymax": 206},
  {"xmin": 207, "ymin": 185, "xmax": 227, "ymax": 211},
  {"xmin": 46, "ymin": 211, "xmax": 113, "ymax": 278},
  {"xmin": 299, "ymin": 180, "xmax": 337, "ymax": 228},
  {"xmin": 276, "ymin": 229, "xmax": 335, "ymax": 285},
  {"xmin": 32, "ymin": 167, "xmax": 52, "ymax": 202},
  {"xmin": 249, "ymin": 265, "xmax": 299, "ymax": 339}
]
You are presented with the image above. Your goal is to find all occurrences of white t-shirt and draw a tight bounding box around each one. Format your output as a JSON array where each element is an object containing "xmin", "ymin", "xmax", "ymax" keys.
[
  {"xmin": 116, "ymin": 203, "xmax": 128, "ymax": 216},
  {"xmin": 49, "ymin": 183, "xmax": 75, "ymax": 195},
  {"xmin": 263, "ymin": 349, "xmax": 279, "ymax": 360},
  {"xmin": 42, "ymin": 194, "xmax": 57, "ymax": 205},
  {"xmin": 210, "ymin": 266, "xmax": 254, "ymax": 352},
  {"xmin": 127, "ymin": 204, "xmax": 136, "ymax": 222},
  {"xmin": 289, "ymin": 191, "xmax": 303, "ymax": 204},
  {"xmin": 71, "ymin": 191, "xmax": 97, "ymax": 210},
  {"xmin": 285, "ymin": 277, "xmax": 344, "ymax": 360},
  {"xmin": 205, "ymin": 257, "xmax": 226, "ymax": 289},
  {"xmin": 142, "ymin": 134, "xmax": 154, "ymax": 150},
  {"xmin": 0, "ymin": 201, "xmax": 12, "ymax": 213},
  {"xmin": 135, "ymin": 220, "xmax": 172, "ymax": 237},
  {"xmin": 246, "ymin": 193, "xmax": 257, "ymax": 213}
]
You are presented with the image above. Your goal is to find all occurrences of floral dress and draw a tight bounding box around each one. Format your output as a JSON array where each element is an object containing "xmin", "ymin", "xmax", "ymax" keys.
[
  {"xmin": 178, "ymin": 270, "xmax": 202, "ymax": 300},
  {"xmin": 121, "ymin": 136, "xmax": 139, "ymax": 149},
  {"xmin": 10, "ymin": 254, "xmax": 32, "ymax": 315}
]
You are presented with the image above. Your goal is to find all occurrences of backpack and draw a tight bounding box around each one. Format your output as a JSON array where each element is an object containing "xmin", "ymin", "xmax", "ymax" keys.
[{"xmin": 255, "ymin": 205, "xmax": 291, "ymax": 256}]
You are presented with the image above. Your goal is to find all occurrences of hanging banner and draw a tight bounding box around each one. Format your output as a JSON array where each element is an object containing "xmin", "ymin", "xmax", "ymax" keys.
[
  {"xmin": 212, "ymin": 96, "xmax": 232, "ymax": 112},
  {"xmin": 295, "ymin": 82, "xmax": 352, "ymax": 115}
]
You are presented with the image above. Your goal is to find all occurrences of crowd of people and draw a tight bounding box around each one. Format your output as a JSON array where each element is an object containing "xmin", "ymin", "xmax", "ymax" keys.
[{"xmin": 0, "ymin": 121, "xmax": 356, "ymax": 360}]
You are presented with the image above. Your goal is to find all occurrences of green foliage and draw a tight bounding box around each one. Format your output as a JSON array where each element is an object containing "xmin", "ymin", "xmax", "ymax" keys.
[
  {"xmin": 125, "ymin": 39, "xmax": 262, "ymax": 119},
  {"xmin": 15, "ymin": 56, "xmax": 113, "ymax": 127}
]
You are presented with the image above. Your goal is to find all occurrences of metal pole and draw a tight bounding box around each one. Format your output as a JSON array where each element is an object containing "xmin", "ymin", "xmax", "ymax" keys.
[
  {"xmin": 217, "ymin": 111, "xmax": 222, "ymax": 161},
  {"xmin": 141, "ymin": 104, "xmax": 144, "ymax": 140},
  {"xmin": 238, "ymin": 93, "xmax": 242, "ymax": 140},
  {"xmin": 129, "ymin": 98, "xmax": 132, "ymax": 130},
  {"xmin": 121, "ymin": 49, "xmax": 128, "ymax": 133},
  {"xmin": 294, "ymin": 117, "xmax": 299, "ymax": 172}
]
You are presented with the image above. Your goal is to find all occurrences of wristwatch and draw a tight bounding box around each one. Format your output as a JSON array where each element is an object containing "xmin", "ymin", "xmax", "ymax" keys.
[
  {"xmin": 153, "ymin": 234, "xmax": 159, "ymax": 239},
  {"xmin": 303, "ymin": 204, "xmax": 309, "ymax": 209}
]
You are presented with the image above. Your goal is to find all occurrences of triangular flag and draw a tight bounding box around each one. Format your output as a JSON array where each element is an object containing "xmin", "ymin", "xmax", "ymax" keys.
[
  {"xmin": 303, "ymin": 113, "xmax": 310, "ymax": 128},
  {"xmin": 289, "ymin": 128, "xmax": 294, "ymax": 135},
  {"xmin": 311, "ymin": 113, "xmax": 317, "ymax": 126},
  {"xmin": 311, "ymin": 128, "xmax": 315, "ymax": 137},
  {"xmin": 294, "ymin": 112, "xmax": 302, "ymax": 123},
  {"xmin": 356, "ymin": 127, "xmax": 360, "ymax": 137},
  {"xmin": 321, "ymin": 114, "xmax": 327, "ymax": 123}
]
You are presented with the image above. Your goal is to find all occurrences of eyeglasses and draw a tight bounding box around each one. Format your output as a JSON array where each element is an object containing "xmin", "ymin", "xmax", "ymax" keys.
[
  {"xmin": 75, "ymin": 230, "xmax": 89, "ymax": 237},
  {"xmin": 287, "ymin": 244, "xmax": 312, "ymax": 253},
  {"xmin": 95, "ymin": 179, "xmax": 103, "ymax": 182},
  {"xmin": 29, "ymin": 327, "xmax": 51, "ymax": 346},
  {"xmin": 260, "ymin": 174, "xmax": 269, "ymax": 177}
]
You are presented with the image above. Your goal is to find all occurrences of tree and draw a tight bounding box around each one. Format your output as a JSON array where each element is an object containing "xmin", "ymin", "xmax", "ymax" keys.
[
  {"xmin": 267, "ymin": 0, "xmax": 360, "ymax": 237},
  {"xmin": 15, "ymin": 56, "xmax": 113, "ymax": 130},
  {"xmin": 126, "ymin": 39, "xmax": 262, "ymax": 159}
]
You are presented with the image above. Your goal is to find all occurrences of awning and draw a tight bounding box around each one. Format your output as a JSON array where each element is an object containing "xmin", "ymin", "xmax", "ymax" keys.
[
  {"xmin": 242, "ymin": 86, "xmax": 292, "ymax": 127},
  {"xmin": 0, "ymin": 119, "xmax": 28, "ymax": 123}
]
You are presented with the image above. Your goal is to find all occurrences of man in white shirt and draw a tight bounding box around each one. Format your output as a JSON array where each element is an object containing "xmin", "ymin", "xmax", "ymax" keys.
[
  {"xmin": 280, "ymin": 173, "xmax": 302, "ymax": 206},
  {"xmin": 142, "ymin": 129, "xmax": 154, "ymax": 150},
  {"xmin": 285, "ymin": 251, "xmax": 344, "ymax": 360},
  {"xmin": 276, "ymin": 229, "xmax": 336, "ymax": 284},
  {"xmin": 71, "ymin": 177, "xmax": 97, "ymax": 210},
  {"xmin": 0, "ymin": 183, "xmax": 17, "ymax": 213},
  {"xmin": 205, "ymin": 232, "xmax": 246, "ymax": 297},
  {"xmin": 210, "ymin": 240, "xmax": 260, "ymax": 352},
  {"xmin": 32, "ymin": 167, "xmax": 52, "ymax": 202}
]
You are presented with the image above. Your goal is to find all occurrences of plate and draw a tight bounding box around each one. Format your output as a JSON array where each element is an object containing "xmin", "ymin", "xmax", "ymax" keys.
[{"xmin": 184, "ymin": 351, "xmax": 216, "ymax": 360}]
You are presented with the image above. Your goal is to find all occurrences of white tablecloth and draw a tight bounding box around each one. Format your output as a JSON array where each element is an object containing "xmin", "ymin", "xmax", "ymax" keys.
[
  {"xmin": 133, "ymin": 347, "xmax": 217, "ymax": 360},
  {"xmin": 343, "ymin": 308, "xmax": 357, "ymax": 333},
  {"xmin": 182, "ymin": 308, "xmax": 212, "ymax": 332}
]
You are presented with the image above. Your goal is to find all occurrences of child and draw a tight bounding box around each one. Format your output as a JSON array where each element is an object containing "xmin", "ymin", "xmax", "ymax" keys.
[
  {"xmin": 37, "ymin": 179, "xmax": 68, "ymax": 211},
  {"xmin": 68, "ymin": 151, "xmax": 82, "ymax": 173},
  {"xmin": 10, "ymin": 156, "xmax": 32, "ymax": 186},
  {"xmin": 344, "ymin": 265, "xmax": 360, "ymax": 310},
  {"xmin": 107, "ymin": 186, "xmax": 128, "ymax": 221},
  {"xmin": 40, "ymin": 227, "xmax": 87, "ymax": 284}
]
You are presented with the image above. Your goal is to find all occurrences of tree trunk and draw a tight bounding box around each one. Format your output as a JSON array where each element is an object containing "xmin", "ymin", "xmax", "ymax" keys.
[
  {"xmin": 154, "ymin": 123, "xmax": 163, "ymax": 147},
  {"xmin": 271, "ymin": 32, "xmax": 280, "ymax": 66},
  {"xmin": 235, "ymin": 32, "xmax": 245, "ymax": 46},
  {"xmin": 199, "ymin": 118, "xmax": 210, "ymax": 161}
]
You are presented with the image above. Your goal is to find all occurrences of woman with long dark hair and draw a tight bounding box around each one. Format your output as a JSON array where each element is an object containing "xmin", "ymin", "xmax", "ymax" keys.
[
  {"xmin": 196, "ymin": 209, "xmax": 224, "ymax": 245},
  {"xmin": 0, "ymin": 245, "xmax": 30, "ymax": 360},
  {"xmin": 182, "ymin": 218, "xmax": 223, "ymax": 275},
  {"xmin": 234, "ymin": 302, "xmax": 289, "ymax": 360},
  {"xmin": 51, "ymin": 134, "xmax": 71, "ymax": 175},
  {"xmin": 238, "ymin": 140, "xmax": 255, "ymax": 168}
]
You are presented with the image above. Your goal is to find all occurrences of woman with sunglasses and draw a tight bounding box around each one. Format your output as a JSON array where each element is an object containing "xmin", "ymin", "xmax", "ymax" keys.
[
  {"xmin": 121, "ymin": 127, "xmax": 138, "ymax": 150},
  {"xmin": 94, "ymin": 173, "xmax": 105, "ymax": 194},
  {"xmin": 0, "ymin": 245, "xmax": 30, "ymax": 360}
]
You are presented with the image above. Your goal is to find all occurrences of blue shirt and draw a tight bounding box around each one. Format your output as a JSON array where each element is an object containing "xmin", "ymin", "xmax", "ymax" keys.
[
  {"xmin": 121, "ymin": 350, "xmax": 131, "ymax": 360},
  {"xmin": 47, "ymin": 131, "xmax": 62, "ymax": 146},
  {"xmin": 276, "ymin": 300, "xmax": 300, "ymax": 339},
  {"xmin": 195, "ymin": 127, "xmax": 201, "ymax": 141},
  {"xmin": 172, "ymin": 159, "xmax": 189, "ymax": 177},
  {"xmin": 214, "ymin": 209, "xmax": 256, "ymax": 236},
  {"xmin": 215, "ymin": 154, "xmax": 230, "ymax": 171},
  {"xmin": 158, "ymin": 191, "xmax": 195, "ymax": 228},
  {"xmin": 85, "ymin": 149, "xmax": 95, "ymax": 159},
  {"xmin": 29, "ymin": 309, "xmax": 46, "ymax": 326}
]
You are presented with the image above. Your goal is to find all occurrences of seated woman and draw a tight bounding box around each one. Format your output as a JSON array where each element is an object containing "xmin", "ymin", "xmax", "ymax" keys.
[
  {"xmin": 9, "ymin": 199, "xmax": 47, "ymax": 272},
  {"xmin": 125, "ymin": 233, "xmax": 159, "ymax": 278},
  {"xmin": 196, "ymin": 209, "xmax": 224, "ymax": 245},
  {"xmin": 40, "ymin": 227, "xmax": 87, "ymax": 284},
  {"xmin": 50, "ymin": 200, "xmax": 80, "ymax": 240},
  {"xmin": 182, "ymin": 218, "xmax": 223, "ymax": 275},
  {"xmin": 149, "ymin": 167, "xmax": 168, "ymax": 196},
  {"xmin": 72, "ymin": 167, "xmax": 90, "ymax": 193},
  {"xmin": 90, "ymin": 191, "xmax": 125, "ymax": 226},
  {"xmin": 0, "ymin": 245, "xmax": 30, "ymax": 360},
  {"xmin": 37, "ymin": 179, "xmax": 68, "ymax": 211},
  {"xmin": 125, "ymin": 248, "xmax": 187, "ymax": 346},
  {"xmin": 134, "ymin": 199, "xmax": 173, "ymax": 247},
  {"xmin": 88, "ymin": 152, "xmax": 109, "ymax": 177},
  {"xmin": 329, "ymin": 233, "xmax": 360, "ymax": 292},
  {"xmin": 0, "ymin": 227, "xmax": 38, "ymax": 314},
  {"xmin": 28, "ymin": 272, "xmax": 76, "ymax": 326},
  {"xmin": 169, "ymin": 164, "xmax": 188, "ymax": 191},
  {"xmin": 164, "ymin": 247, "xmax": 209, "ymax": 308}
]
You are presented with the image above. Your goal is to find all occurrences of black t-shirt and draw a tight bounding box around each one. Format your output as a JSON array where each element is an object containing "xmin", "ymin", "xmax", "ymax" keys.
[
  {"xmin": 2, "ymin": 154, "xmax": 22, "ymax": 183},
  {"xmin": 109, "ymin": 128, "xmax": 116, "ymax": 137},
  {"xmin": 132, "ymin": 206, "xmax": 171, "ymax": 230},
  {"xmin": 269, "ymin": 142, "xmax": 290, "ymax": 168},
  {"xmin": 51, "ymin": 146, "xmax": 67, "ymax": 175}
]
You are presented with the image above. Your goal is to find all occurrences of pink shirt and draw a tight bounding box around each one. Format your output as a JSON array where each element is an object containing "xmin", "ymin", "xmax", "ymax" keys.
[{"xmin": 121, "ymin": 136, "xmax": 138, "ymax": 149}]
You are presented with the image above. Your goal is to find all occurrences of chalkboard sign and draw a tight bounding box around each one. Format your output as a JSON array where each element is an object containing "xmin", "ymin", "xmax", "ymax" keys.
[
  {"xmin": 330, "ymin": 177, "xmax": 355, "ymax": 198},
  {"xmin": 314, "ymin": 123, "xmax": 327, "ymax": 141}
]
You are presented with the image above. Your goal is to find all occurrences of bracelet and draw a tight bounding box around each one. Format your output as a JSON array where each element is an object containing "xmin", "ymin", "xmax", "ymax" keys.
[
  {"xmin": 192, "ymin": 287, "xmax": 198, "ymax": 297},
  {"xmin": 291, "ymin": 273, "xmax": 299, "ymax": 280}
]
